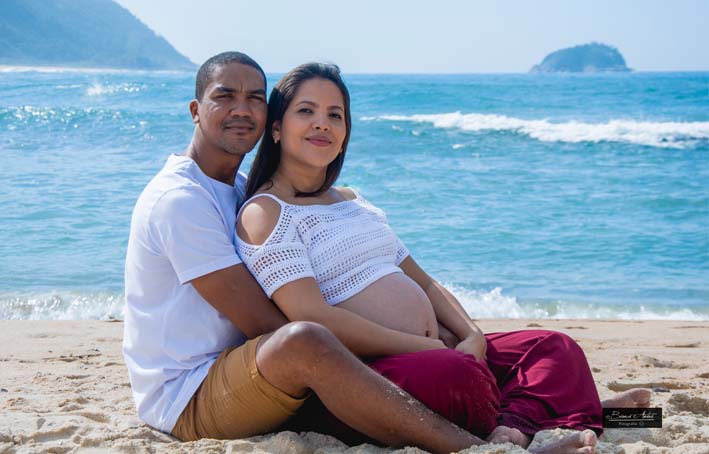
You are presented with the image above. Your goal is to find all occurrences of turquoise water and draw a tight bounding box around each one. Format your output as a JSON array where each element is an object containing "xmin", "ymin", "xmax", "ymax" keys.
[{"xmin": 1, "ymin": 68, "xmax": 707, "ymax": 320}]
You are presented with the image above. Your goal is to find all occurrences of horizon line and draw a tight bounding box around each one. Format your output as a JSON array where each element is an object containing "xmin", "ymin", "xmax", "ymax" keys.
[{"xmin": 2, "ymin": 64, "xmax": 708, "ymax": 76}]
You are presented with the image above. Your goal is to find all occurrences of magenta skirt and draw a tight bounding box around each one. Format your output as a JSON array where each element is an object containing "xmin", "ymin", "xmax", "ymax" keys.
[{"xmin": 286, "ymin": 330, "xmax": 603, "ymax": 441}]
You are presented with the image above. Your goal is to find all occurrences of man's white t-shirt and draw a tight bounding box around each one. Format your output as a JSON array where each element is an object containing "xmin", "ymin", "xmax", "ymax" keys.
[{"xmin": 123, "ymin": 154, "xmax": 247, "ymax": 433}]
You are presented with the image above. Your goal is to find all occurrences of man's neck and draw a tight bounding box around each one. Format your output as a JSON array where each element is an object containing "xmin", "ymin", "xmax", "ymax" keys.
[{"xmin": 185, "ymin": 140, "xmax": 244, "ymax": 186}]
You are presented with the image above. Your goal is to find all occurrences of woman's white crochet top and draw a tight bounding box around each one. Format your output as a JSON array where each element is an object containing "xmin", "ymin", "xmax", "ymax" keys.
[{"xmin": 236, "ymin": 190, "xmax": 409, "ymax": 305}]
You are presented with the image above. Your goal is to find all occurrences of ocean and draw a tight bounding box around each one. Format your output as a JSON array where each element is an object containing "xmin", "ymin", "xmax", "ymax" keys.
[{"xmin": 1, "ymin": 67, "xmax": 707, "ymax": 320}]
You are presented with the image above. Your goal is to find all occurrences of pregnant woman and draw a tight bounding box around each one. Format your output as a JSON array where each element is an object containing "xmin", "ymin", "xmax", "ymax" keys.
[{"xmin": 236, "ymin": 62, "xmax": 646, "ymax": 453}]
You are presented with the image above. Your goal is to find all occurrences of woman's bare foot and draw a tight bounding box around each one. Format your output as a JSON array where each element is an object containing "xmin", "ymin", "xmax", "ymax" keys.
[
  {"xmin": 486, "ymin": 425, "xmax": 531, "ymax": 447},
  {"xmin": 601, "ymin": 388, "xmax": 652, "ymax": 408},
  {"xmin": 529, "ymin": 429, "xmax": 597, "ymax": 454}
]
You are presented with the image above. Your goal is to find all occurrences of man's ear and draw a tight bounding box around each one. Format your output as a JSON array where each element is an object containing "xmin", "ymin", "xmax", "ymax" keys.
[
  {"xmin": 272, "ymin": 121, "xmax": 281, "ymax": 143},
  {"xmin": 189, "ymin": 99, "xmax": 200, "ymax": 124}
]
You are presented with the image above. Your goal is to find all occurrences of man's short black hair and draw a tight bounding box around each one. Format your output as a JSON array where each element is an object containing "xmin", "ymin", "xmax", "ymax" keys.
[{"xmin": 195, "ymin": 52, "xmax": 266, "ymax": 101}]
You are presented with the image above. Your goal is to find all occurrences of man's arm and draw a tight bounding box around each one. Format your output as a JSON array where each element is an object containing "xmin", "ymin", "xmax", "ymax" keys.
[
  {"xmin": 190, "ymin": 263, "xmax": 289, "ymax": 339},
  {"xmin": 149, "ymin": 189, "xmax": 288, "ymax": 338}
]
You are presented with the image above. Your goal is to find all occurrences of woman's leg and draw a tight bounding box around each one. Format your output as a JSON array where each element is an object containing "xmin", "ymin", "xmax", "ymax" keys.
[
  {"xmin": 370, "ymin": 348, "xmax": 501, "ymax": 437},
  {"xmin": 484, "ymin": 330, "xmax": 603, "ymax": 437}
]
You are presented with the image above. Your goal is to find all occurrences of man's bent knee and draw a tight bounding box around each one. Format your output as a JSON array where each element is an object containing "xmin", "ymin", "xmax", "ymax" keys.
[
  {"xmin": 276, "ymin": 321, "xmax": 343, "ymax": 357},
  {"xmin": 257, "ymin": 322, "xmax": 344, "ymax": 374}
]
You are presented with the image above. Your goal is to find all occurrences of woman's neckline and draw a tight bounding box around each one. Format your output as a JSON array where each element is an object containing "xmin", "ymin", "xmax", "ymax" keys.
[{"xmin": 251, "ymin": 188, "xmax": 359, "ymax": 208}]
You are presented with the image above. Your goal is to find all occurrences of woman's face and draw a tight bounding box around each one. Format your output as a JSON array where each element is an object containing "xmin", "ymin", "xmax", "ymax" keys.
[{"xmin": 273, "ymin": 77, "xmax": 347, "ymax": 170}]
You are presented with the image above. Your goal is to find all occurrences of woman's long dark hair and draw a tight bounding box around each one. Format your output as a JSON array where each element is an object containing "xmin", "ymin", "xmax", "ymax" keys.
[{"xmin": 245, "ymin": 63, "xmax": 351, "ymax": 199}]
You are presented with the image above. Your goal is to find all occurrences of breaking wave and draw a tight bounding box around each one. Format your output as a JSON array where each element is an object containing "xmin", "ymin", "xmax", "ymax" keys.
[{"xmin": 362, "ymin": 112, "xmax": 709, "ymax": 149}]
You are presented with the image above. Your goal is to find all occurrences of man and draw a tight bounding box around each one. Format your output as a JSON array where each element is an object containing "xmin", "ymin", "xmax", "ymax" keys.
[{"xmin": 123, "ymin": 51, "xmax": 482, "ymax": 453}]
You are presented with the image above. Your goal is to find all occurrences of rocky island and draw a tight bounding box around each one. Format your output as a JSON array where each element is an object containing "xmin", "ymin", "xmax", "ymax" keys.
[
  {"xmin": 530, "ymin": 43, "xmax": 630, "ymax": 73},
  {"xmin": 0, "ymin": 0, "xmax": 195, "ymax": 71}
]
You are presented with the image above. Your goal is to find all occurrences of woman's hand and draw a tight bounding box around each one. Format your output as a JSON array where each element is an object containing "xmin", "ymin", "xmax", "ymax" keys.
[
  {"xmin": 426, "ymin": 338, "xmax": 447, "ymax": 351},
  {"xmin": 455, "ymin": 333, "xmax": 488, "ymax": 361},
  {"xmin": 437, "ymin": 322, "xmax": 461, "ymax": 348}
]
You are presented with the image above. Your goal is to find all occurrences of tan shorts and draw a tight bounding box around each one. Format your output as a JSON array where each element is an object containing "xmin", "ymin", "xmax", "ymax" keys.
[{"xmin": 172, "ymin": 336, "xmax": 308, "ymax": 441}]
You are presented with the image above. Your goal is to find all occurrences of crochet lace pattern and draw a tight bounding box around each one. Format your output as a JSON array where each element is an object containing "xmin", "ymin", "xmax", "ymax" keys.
[{"xmin": 236, "ymin": 191, "xmax": 409, "ymax": 305}]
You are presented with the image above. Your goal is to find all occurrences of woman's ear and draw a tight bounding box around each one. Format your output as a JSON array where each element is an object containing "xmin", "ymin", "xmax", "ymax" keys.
[{"xmin": 272, "ymin": 121, "xmax": 281, "ymax": 144}]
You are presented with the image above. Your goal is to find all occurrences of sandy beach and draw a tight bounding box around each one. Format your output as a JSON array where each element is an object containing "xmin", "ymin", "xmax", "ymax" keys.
[{"xmin": 1, "ymin": 319, "xmax": 707, "ymax": 454}]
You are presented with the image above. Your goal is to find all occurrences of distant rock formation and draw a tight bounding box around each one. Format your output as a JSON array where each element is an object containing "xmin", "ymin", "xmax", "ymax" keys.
[
  {"xmin": 530, "ymin": 43, "xmax": 630, "ymax": 73},
  {"xmin": 0, "ymin": 0, "xmax": 195, "ymax": 70}
]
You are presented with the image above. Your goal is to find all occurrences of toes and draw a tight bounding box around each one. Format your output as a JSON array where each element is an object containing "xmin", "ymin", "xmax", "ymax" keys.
[
  {"xmin": 602, "ymin": 388, "xmax": 654, "ymax": 408},
  {"xmin": 630, "ymin": 388, "xmax": 652, "ymax": 407},
  {"xmin": 487, "ymin": 434, "xmax": 510, "ymax": 444},
  {"xmin": 580, "ymin": 429, "xmax": 598, "ymax": 447},
  {"xmin": 637, "ymin": 392, "xmax": 652, "ymax": 407},
  {"xmin": 485, "ymin": 427, "xmax": 503, "ymax": 442}
]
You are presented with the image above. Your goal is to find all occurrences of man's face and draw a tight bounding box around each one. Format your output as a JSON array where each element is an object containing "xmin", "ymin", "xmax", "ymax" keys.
[{"xmin": 193, "ymin": 63, "xmax": 267, "ymax": 156}]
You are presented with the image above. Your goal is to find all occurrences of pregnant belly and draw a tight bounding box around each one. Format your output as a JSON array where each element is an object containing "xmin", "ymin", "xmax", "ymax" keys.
[{"xmin": 337, "ymin": 271, "xmax": 438, "ymax": 338}]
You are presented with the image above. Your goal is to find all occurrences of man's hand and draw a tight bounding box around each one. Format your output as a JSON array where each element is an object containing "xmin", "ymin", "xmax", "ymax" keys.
[{"xmin": 454, "ymin": 333, "xmax": 488, "ymax": 361}]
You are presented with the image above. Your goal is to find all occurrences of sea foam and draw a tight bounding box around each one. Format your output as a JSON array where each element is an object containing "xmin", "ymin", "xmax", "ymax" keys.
[
  {"xmin": 445, "ymin": 286, "xmax": 709, "ymax": 321},
  {"xmin": 0, "ymin": 291, "xmax": 124, "ymax": 320},
  {"xmin": 2, "ymin": 288, "xmax": 706, "ymax": 321},
  {"xmin": 362, "ymin": 112, "xmax": 709, "ymax": 149},
  {"xmin": 86, "ymin": 82, "xmax": 144, "ymax": 96}
]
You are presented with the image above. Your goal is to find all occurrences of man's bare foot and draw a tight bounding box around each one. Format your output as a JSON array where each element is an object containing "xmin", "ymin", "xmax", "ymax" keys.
[
  {"xmin": 601, "ymin": 388, "xmax": 652, "ymax": 408},
  {"xmin": 529, "ymin": 429, "xmax": 597, "ymax": 454},
  {"xmin": 486, "ymin": 425, "xmax": 531, "ymax": 447}
]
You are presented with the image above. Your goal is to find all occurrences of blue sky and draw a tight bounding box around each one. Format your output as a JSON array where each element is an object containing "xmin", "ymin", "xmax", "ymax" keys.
[{"xmin": 115, "ymin": 0, "xmax": 708, "ymax": 73}]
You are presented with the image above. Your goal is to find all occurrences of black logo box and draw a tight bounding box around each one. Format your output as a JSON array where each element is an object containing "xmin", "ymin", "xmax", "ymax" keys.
[{"xmin": 603, "ymin": 408, "xmax": 662, "ymax": 428}]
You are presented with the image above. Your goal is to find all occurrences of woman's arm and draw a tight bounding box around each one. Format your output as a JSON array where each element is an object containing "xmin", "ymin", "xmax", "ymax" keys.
[
  {"xmin": 399, "ymin": 256, "xmax": 487, "ymax": 359},
  {"xmin": 237, "ymin": 196, "xmax": 444, "ymax": 357},
  {"xmin": 272, "ymin": 277, "xmax": 445, "ymax": 357}
]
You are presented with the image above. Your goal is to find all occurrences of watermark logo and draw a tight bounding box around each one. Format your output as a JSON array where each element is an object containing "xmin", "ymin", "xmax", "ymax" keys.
[{"xmin": 602, "ymin": 408, "xmax": 662, "ymax": 428}]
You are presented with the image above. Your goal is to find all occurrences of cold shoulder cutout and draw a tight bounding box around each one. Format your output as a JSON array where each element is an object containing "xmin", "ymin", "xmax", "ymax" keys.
[{"xmin": 236, "ymin": 194, "xmax": 284, "ymax": 246}]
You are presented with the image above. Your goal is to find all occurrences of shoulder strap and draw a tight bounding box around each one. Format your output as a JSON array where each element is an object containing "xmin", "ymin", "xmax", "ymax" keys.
[{"xmin": 237, "ymin": 192, "xmax": 286, "ymax": 219}]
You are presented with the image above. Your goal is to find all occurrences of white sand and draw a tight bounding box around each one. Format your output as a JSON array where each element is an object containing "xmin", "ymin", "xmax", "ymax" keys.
[{"xmin": 1, "ymin": 319, "xmax": 707, "ymax": 453}]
